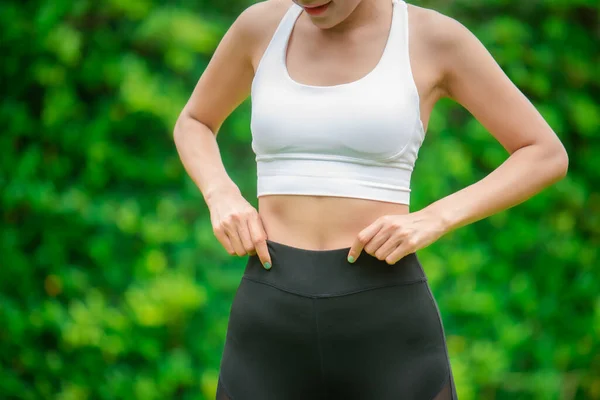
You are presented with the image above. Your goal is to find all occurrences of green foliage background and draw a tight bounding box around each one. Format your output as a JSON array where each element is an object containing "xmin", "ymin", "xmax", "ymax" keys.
[{"xmin": 0, "ymin": 0, "xmax": 598, "ymax": 399}]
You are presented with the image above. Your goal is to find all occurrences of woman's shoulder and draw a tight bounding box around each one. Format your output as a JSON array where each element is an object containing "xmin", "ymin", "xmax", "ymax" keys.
[
  {"xmin": 227, "ymin": 0, "xmax": 294, "ymax": 65},
  {"xmin": 405, "ymin": 3, "xmax": 509, "ymax": 100},
  {"xmin": 406, "ymin": 3, "xmax": 476, "ymax": 53},
  {"xmin": 233, "ymin": 0, "xmax": 295, "ymax": 43}
]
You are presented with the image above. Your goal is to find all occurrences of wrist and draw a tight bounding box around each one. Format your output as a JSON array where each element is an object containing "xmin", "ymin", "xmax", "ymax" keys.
[
  {"xmin": 419, "ymin": 204, "xmax": 456, "ymax": 235},
  {"xmin": 203, "ymin": 182, "xmax": 241, "ymax": 207}
]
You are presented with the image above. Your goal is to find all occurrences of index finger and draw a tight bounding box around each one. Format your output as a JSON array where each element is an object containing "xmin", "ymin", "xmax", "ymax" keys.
[
  {"xmin": 347, "ymin": 219, "xmax": 383, "ymax": 263},
  {"xmin": 248, "ymin": 216, "xmax": 272, "ymax": 270}
]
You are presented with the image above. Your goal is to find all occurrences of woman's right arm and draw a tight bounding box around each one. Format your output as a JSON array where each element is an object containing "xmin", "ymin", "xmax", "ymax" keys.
[{"xmin": 174, "ymin": 2, "xmax": 283, "ymax": 269}]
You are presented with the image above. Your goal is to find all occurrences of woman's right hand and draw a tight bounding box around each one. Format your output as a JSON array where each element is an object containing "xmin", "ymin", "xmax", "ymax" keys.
[{"xmin": 207, "ymin": 186, "xmax": 272, "ymax": 270}]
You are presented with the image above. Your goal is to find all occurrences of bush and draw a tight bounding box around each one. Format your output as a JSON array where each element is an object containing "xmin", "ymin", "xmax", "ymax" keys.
[{"xmin": 0, "ymin": 0, "xmax": 597, "ymax": 399}]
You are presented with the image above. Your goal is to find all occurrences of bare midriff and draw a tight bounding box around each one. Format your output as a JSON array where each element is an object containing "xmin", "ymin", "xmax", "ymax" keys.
[{"xmin": 258, "ymin": 195, "xmax": 410, "ymax": 251}]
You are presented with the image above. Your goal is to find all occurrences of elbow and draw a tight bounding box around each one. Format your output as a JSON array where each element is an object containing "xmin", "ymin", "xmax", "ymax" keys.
[
  {"xmin": 173, "ymin": 111, "xmax": 196, "ymax": 144},
  {"xmin": 554, "ymin": 139, "xmax": 569, "ymax": 178},
  {"xmin": 173, "ymin": 111, "xmax": 187, "ymax": 140},
  {"xmin": 548, "ymin": 142, "xmax": 569, "ymax": 182},
  {"xmin": 173, "ymin": 110, "xmax": 215, "ymax": 142}
]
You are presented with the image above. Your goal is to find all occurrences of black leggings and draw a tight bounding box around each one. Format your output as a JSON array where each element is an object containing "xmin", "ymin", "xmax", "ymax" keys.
[{"xmin": 217, "ymin": 240, "xmax": 457, "ymax": 400}]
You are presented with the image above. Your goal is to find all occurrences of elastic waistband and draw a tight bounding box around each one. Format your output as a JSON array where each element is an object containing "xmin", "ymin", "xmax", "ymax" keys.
[{"xmin": 243, "ymin": 240, "xmax": 427, "ymax": 298}]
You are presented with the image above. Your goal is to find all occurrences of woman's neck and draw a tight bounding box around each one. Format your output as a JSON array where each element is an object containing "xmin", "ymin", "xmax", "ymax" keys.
[{"xmin": 325, "ymin": 0, "xmax": 392, "ymax": 35}]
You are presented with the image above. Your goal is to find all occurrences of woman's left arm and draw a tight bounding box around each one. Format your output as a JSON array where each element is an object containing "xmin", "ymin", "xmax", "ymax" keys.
[
  {"xmin": 347, "ymin": 12, "xmax": 569, "ymax": 264},
  {"xmin": 423, "ymin": 14, "xmax": 569, "ymax": 231}
]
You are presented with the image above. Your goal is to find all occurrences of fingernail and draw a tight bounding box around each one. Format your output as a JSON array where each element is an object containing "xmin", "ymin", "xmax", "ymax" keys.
[
  {"xmin": 347, "ymin": 255, "xmax": 355, "ymax": 263},
  {"xmin": 263, "ymin": 262, "xmax": 271, "ymax": 270}
]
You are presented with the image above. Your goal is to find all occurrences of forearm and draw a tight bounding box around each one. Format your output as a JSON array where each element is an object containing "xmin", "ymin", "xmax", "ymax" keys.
[
  {"xmin": 423, "ymin": 144, "xmax": 569, "ymax": 233},
  {"xmin": 173, "ymin": 115, "xmax": 241, "ymax": 206}
]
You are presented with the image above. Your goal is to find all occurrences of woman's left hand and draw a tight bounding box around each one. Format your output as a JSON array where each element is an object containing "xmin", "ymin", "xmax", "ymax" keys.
[{"xmin": 347, "ymin": 210, "xmax": 447, "ymax": 265}]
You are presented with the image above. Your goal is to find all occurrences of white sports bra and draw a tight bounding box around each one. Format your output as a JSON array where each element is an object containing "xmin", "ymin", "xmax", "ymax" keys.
[{"xmin": 250, "ymin": 0, "xmax": 425, "ymax": 205}]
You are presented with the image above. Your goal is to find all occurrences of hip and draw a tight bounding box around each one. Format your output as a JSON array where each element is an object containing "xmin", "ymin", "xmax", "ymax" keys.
[
  {"xmin": 220, "ymin": 240, "xmax": 452, "ymax": 399},
  {"xmin": 228, "ymin": 239, "xmax": 443, "ymax": 347}
]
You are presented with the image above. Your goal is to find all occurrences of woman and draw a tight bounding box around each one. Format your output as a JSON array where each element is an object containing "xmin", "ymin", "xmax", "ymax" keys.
[{"xmin": 174, "ymin": 0, "xmax": 569, "ymax": 398}]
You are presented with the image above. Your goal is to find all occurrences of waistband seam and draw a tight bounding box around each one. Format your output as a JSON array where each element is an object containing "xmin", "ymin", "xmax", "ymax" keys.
[
  {"xmin": 218, "ymin": 375, "xmax": 236, "ymax": 400},
  {"xmin": 311, "ymin": 298, "xmax": 328, "ymax": 396},
  {"xmin": 241, "ymin": 275, "xmax": 428, "ymax": 298}
]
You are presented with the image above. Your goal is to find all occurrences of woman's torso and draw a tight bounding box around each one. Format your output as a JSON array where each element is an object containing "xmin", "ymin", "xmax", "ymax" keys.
[{"xmin": 248, "ymin": 0, "xmax": 442, "ymax": 251}]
